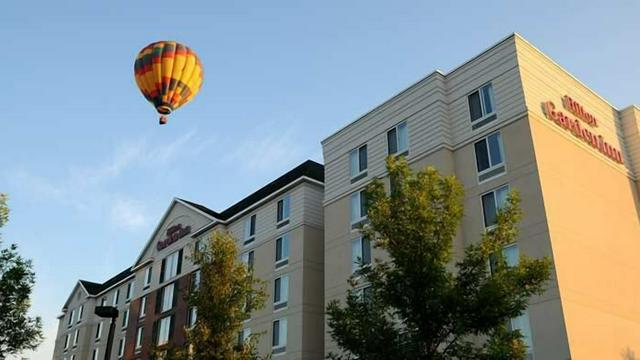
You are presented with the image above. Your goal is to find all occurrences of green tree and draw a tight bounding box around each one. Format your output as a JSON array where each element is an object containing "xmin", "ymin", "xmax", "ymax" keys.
[
  {"xmin": 326, "ymin": 157, "xmax": 551, "ymax": 360},
  {"xmin": 156, "ymin": 230, "xmax": 268, "ymax": 360},
  {"xmin": 0, "ymin": 194, "xmax": 43, "ymax": 358}
]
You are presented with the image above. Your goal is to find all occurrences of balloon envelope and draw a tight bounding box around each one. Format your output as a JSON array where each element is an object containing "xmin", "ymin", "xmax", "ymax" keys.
[{"xmin": 134, "ymin": 41, "xmax": 203, "ymax": 124}]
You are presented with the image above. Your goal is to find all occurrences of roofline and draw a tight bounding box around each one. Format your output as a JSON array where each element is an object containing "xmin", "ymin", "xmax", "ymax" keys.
[
  {"xmin": 190, "ymin": 175, "xmax": 324, "ymax": 239},
  {"xmin": 321, "ymin": 33, "xmax": 518, "ymax": 145},
  {"xmin": 93, "ymin": 272, "xmax": 136, "ymax": 298}
]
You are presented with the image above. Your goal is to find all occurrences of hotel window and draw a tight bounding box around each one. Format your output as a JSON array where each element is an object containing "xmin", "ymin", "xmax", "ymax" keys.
[
  {"xmin": 350, "ymin": 190, "xmax": 367, "ymax": 228},
  {"xmin": 468, "ymin": 83, "xmax": 496, "ymax": 129},
  {"xmin": 160, "ymin": 249, "xmax": 182, "ymax": 283},
  {"xmin": 275, "ymin": 234, "xmax": 290, "ymax": 269},
  {"xmin": 118, "ymin": 337, "xmax": 126, "ymax": 359},
  {"xmin": 481, "ymin": 185, "xmax": 509, "ymax": 228},
  {"xmin": 272, "ymin": 318, "xmax": 287, "ymax": 354},
  {"xmin": 126, "ymin": 282, "xmax": 134, "ymax": 302},
  {"xmin": 387, "ymin": 121, "xmax": 409, "ymax": 156},
  {"xmin": 122, "ymin": 308, "xmax": 130, "ymax": 329},
  {"xmin": 273, "ymin": 275, "xmax": 289, "ymax": 310},
  {"xmin": 101, "ymin": 297, "xmax": 107, "ymax": 306},
  {"xmin": 474, "ymin": 132, "xmax": 505, "ymax": 182},
  {"xmin": 351, "ymin": 237, "xmax": 371, "ymax": 274},
  {"xmin": 92, "ymin": 348, "xmax": 99, "ymax": 360},
  {"xmin": 70, "ymin": 355, "xmax": 76, "ymax": 360},
  {"xmin": 244, "ymin": 214, "xmax": 257, "ymax": 245},
  {"xmin": 95, "ymin": 321, "xmax": 103, "ymax": 341},
  {"xmin": 139, "ymin": 296, "xmax": 147, "ymax": 318},
  {"xmin": 144, "ymin": 266, "xmax": 152, "ymax": 289},
  {"xmin": 67, "ymin": 309, "xmax": 75, "ymax": 327},
  {"xmin": 509, "ymin": 310, "xmax": 534, "ymax": 357},
  {"xmin": 157, "ymin": 316, "xmax": 172, "ymax": 346},
  {"xmin": 192, "ymin": 270, "xmax": 201, "ymax": 290},
  {"xmin": 349, "ymin": 144, "xmax": 368, "ymax": 182},
  {"xmin": 135, "ymin": 327, "xmax": 144, "ymax": 350},
  {"xmin": 159, "ymin": 283, "xmax": 175, "ymax": 313},
  {"xmin": 64, "ymin": 334, "xmax": 70, "ymax": 349},
  {"xmin": 276, "ymin": 196, "xmax": 291, "ymax": 227},
  {"xmin": 76, "ymin": 305, "xmax": 83, "ymax": 323},
  {"xmin": 355, "ymin": 285, "xmax": 373, "ymax": 303},
  {"xmin": 242, "ymin": 250, "xmax": 255, "ymax": 271},
  {"xmin": 113, "ymin": 289, "xmax": 120, "ymax": 307},
  {"xmin": 188, "ymin": 306, "xmax": 198, "ymax": 328},
  {"xmin": 73, "ymin": 329, "xmax": 79, "ymax": 347},
  {"xmin": 237, "ymin": 328, "xmax": 251, "ymax": 346}
]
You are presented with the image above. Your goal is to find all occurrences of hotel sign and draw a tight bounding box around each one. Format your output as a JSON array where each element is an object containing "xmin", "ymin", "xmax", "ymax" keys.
[
  {"xmin": 542, "ymin": 95, "xmax": 624, "ymax": 164},
  {"xmin": 157, "ymin": 224, "xmax": 192, "ymax": 250}
]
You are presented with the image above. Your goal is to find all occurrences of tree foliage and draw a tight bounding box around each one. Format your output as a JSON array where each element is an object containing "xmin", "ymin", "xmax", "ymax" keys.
[
  {"xmin": 0, "ymin": 194, "xmax": 43, "ymax": 358},
  {"xmin": 156, "ymin": 230, "xmax": 268, "ymax": 360},
  {"xmin": 326, "ymin": 157, "xmax": 551, "ymax": 359}
]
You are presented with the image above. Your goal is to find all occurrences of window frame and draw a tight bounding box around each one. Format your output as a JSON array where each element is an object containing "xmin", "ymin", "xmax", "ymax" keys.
[
  {"xmin": 76, "ymin": 305, "xmax": 83, "ymax": 324},
  {"xmin": 126, "ymin": 282, "xmax": 134, "ymax": 302},
  {"xmin": 387, "ymin": 121, "xmax": 409, "ymax": 156},
  {"xmin": 468, "ymin": 83, "xmax": 497, "ymax": 127},
  {"xmin": 139, "ymin": 296, "xmax": 147, "ymax": 318},
  {"xmin": 188, "ymin": 306, "xmax": 198, "ymax": 329},
  {"xmin": 272, "ymin": 318, "xmax": 288, "ymax": 353},
  {"xmin": 112, "ymin": 289, "xmax": 120, "ymax": 307},
  {"xmin": 351, "ymin": 236, "xmax": 372, "ymax": 274},
  {"xmin": 72, "ymin": 329, "xmax": 79, "ymax": 347},
  {"xmin": 480, "ymin": 184, "xmax": 510, "ymax": 229},
  {"xmin": 349, "ymin": 143, "xmax": 368, "ymax": 182},
  {"xmin": 157, "ymin": 316, "xmax": 172, "ymax": 346},
  {"xmin": 121, "ymin": 308, "xmax": 130, "ymax": 329},
  {"xmin": 275, "ymin": 234, "xmax": 290, "ymax": 269},
  {"xmin": 350, "ymin": 189, "xmax": 367, "ymax": 227},
  {"xmin": 135, "ymin": 326, "xmax": 144, "ymax": 351},
  {"xmin": 160, "ymin": 283, "xmax": 175, "ymax": 313},
  {"xmin": 118, "ymin": 337, "xmax": 126, "ymax": 358},
  {"xmin": 276, "ymin": 195, "xmax": 291, "ymax": 227},
  {"xmin": 273, "ymin": 275, "xmax": 289, "ymax": 311},
  {"xmin": 95, "ymin": 321, "xmax": 103, "ymax": 341},
  {"xmin": 473, "ymin": 132, "xmax": 506, "ymax": 183},
  {"xmin": 242, "ymin": 250, "xmax": 255, "ymax": 271},
  {"xmin": 144, "ymin": 266, "xmax": 152, "ymax": 289},
  {"xmin": 243, "ymin": 214, "xmax": 257, "ymax": 245}
]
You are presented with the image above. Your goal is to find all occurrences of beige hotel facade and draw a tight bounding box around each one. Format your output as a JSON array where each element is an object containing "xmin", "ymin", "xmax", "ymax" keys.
[{"xmin": 54, "ymin": 34, "xmax": 640, "ymax": 359}]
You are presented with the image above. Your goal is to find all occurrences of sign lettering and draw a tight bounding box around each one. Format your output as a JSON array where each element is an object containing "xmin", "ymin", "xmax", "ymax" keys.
[{"xmin": 157, "ymin": 224, "xmax": 192, "ymax": 250}]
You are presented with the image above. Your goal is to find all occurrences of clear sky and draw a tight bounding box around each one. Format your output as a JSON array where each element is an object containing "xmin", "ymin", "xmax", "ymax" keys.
[{"xmin": 1, "ymin": 0, "xmax": 638, "ymax": 358}]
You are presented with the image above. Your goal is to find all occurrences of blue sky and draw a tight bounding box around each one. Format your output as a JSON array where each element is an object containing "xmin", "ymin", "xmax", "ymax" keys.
[{"xmin": 1, "ymin": 1, "xmax": 638, "ymax": 358}]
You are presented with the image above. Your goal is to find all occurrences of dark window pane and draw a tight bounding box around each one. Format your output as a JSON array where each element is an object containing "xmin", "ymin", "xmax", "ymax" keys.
[
  {"xmin": 276, "ymin": 238, "xmax": 282, "ymax": 261},
  {"xmin": 359, "ymin": 145, "xmax": 368, "ymax": 172},
  {"xmin": 359, "ymin": 191, "xmax": 367, "ymax": 218},
  {"xmin": 387, "ymin": 128, "xmax": 398, "ymax": 154},
  {"xmin": 475, "ymin": 139, "xmax": 490, "ymax": 172},
  {"xmin": 248, "ymin": 251, "xmax": 254, "ymax": 269},
  {"xmin": 362, "ymin": 238, "xmax": 371, "ymax": 265},
  {"xmin": 482, "ymin": 192, "xmax": 497, "ymax": 227},
  {"xmin": 488, "ymin": 133, "xmax": 503, "ymax": 166},
  {"xmin": 468, "ymin": 90, "xmax": 483, "ymax": 121},
  {"xmin": 277, "ymin": 201, "xmax": 283, "ymax": 222},
  {"xmin": 250, "ymin": 215, "xmax": 256, "ymax": 236},
  {"xmin": 272, "ymin": 321, "xmax": 280, "ymax": 346},
  {"xmin": 274, "ymin": 278, "xmax": 281, "ymax": 302}
]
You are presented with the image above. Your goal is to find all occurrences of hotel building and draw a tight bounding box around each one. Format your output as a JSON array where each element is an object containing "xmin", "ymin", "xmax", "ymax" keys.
[
  {"xmin": 322, "ymin": 33, "xmax": 640, "ymax": 359},
  {"xmin": 52, "ymin": 161, "xmax": 325, "ymax": 360},
  {"xmin": 54, "ymin": 34, "xmax": 640, "ymax": 359}
]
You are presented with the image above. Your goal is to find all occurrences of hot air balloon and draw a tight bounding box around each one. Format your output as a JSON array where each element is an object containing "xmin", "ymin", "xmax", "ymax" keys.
[{"xmin": 134, "ymin": 41, "xmax": 204, "ymax": 125}]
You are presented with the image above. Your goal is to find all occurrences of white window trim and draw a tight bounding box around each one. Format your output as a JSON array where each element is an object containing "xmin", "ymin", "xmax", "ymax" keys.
[
  {"xmin": 469, "ymin": 83, "xmax": 496, "ymax": 123},
  {"xmin": 139, "ymin": 296, "xmax": 147, "ymax": 318},
  {"xmin": 76, "ymin": 305, "xmax": 83, "ymax": 324},
  {"xmin": 349, "ymin": 144, "xmax": 368, "ymax": 180},
  {"xmin": 122, "ymin": 308, "xmax": 129, "ymax": 329},
  {"xmin": 275, "ymin": 235, "xmax": 289, "ymax": 269},
  {"xmin": 276, "ymin": 196, "xmax": 291, "ymax": 226},
  {"xmin": 73, "ymin": 329, "xmax": 79, "ymax": 347},
  {"xmin": 144, "ymin": 267, "xmax": 152, "ymax": 288},
  {"xmin": 112, "ymin": 289, "xmax": 120, "ymax": 307},
  {"xmin": 118, "ymin": 337, "xmax": 126, "ymax": 358},
  {"xmin": 95, "ymin": 321, "xmax": 103, "ymax": 341},
  {"xmin": 480, "ymin": 184, "xmax": 510, "ymax": 230},
  {"xmin": 350, "ymin": 190, "xmax": 367, "ymax": 226},
  {"xmin": 474, "ymin": 132, "xmax": 507, "ymax": 183},
  {"xmin": 157, "ymin": 316, "xmax": 172, "ymax": 346},
  {"xmin": 135, "ymin": 327, "xmax": 144, "ymax": 350},
  {"xmin": 351, "ymin": 237, "xmax": 371, "ymax": 274},
  {"xmin": 161, "ymin": 283, "xmax": 175, "ymax": 313},
  {"xmin": 387, "ymin": 121, "xmax": 409, "ymax": 155},
  {"xmin": 243, "ymin": 215, "xmax": 256, "ymax": 244},
  {"xmin": 273, "ymin": 275, "xmax": 289, "ymax": 308},
  {"xmin": 272, "ymin": 317, "xmax": 288, "ymax": 350}
]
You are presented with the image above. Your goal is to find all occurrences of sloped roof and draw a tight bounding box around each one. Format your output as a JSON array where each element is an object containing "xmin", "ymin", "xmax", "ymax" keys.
[
  {"xmin": 179, "ymin": 160, "xmax": 324, "ymax": 221},
  {"xmin": 78, "ymin": 267, "xmax": 133, "ymax": 296}
]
